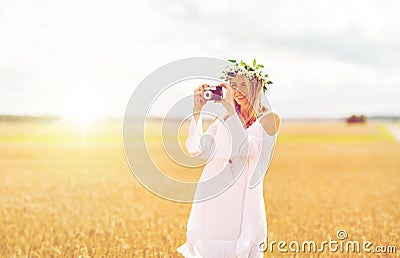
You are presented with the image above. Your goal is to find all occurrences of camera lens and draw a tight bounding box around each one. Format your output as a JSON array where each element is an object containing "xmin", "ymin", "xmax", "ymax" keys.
[{"xmin": 204, "ymin": 91, "xmax": 212, "ymax": 100}]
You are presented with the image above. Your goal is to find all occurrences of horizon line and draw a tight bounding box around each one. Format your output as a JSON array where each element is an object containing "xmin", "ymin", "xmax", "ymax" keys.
[{"xmin": 0, "ymin": 113, "xmax": 399, "ymax": 122}]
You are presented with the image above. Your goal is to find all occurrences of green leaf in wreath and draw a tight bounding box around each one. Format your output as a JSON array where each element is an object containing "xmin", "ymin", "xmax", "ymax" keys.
[{"xmin": 262, "ymin": 86, "xmax": 267, "ymax": 93}]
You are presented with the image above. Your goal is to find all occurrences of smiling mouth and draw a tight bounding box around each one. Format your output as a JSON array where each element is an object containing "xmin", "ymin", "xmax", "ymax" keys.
[{"xmin": 235, "ymin": 95, "xmax": 245, "ymax": 100}]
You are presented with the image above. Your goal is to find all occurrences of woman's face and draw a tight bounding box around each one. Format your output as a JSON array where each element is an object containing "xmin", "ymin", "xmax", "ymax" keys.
[{"xmin": 230, "ymin": 75, "xmax": 250, "ymax": 107}]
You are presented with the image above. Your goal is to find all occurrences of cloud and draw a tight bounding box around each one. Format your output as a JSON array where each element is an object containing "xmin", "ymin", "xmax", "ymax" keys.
[{"xmin": 0, "ymin": 0, "xmax": 399, "ymax": 118}]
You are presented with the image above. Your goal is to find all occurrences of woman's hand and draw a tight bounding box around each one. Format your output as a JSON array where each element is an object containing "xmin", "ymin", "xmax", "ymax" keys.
[{"xmin": 215, "ymin": 83, "xmax": 236, "ymax": 117}]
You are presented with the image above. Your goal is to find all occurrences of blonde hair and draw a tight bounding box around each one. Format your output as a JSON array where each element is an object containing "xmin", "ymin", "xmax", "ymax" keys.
[{"xmin": 223, "ymin": 75, "xmax": 268, "ymax": 127}]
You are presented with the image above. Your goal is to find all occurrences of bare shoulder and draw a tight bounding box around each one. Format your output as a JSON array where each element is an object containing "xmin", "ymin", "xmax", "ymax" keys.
[{"xmin": 259, "ymin": 111, "xmax": 281, "ymax": 136}]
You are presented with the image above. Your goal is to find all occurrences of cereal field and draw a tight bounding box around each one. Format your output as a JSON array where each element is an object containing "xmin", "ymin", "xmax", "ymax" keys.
[{"xmin": 1, "ymin": 118, "xmax": 399, "ymax": 257}]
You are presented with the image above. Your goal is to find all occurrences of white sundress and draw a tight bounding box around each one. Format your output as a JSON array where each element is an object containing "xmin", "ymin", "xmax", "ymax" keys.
[{"xmin": 177, "ymin": 111, "xmax": 279, "ymax": 258}]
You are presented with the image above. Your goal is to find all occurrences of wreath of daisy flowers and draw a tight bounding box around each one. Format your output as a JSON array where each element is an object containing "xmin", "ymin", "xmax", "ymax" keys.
[{"xmin": 220, "ymin": 58, "xmax": 273, "ymax": 93}]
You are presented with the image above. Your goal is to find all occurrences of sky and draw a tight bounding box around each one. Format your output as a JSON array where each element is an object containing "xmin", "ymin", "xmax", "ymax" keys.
[{"xmin": 0, "ymin": 0, "xmax": 399, "ymax": 119}]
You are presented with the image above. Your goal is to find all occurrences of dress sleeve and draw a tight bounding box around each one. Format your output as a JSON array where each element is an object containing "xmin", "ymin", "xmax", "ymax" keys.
[{"xmin": 185, "ymin": 113, "xmax": 218, "ymax": 159}]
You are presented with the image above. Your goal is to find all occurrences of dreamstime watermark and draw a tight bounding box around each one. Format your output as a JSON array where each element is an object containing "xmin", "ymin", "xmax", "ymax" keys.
[{"xmin": 257, "ymin": 230, "xmax": 398, "ymax": 254}]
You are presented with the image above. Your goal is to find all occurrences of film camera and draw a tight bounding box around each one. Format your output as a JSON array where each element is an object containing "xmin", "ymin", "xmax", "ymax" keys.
[{"xmin": 203, "ymin": 85, "xmax": 224, "ymax": 101}]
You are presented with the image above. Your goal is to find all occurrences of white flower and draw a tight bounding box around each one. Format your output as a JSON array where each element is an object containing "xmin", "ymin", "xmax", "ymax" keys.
[{"xmin": 221, "ymin": 59, "xmax": 272, "ymax": 91}]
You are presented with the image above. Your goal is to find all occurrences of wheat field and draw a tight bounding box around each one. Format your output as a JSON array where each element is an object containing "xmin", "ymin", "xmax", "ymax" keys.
[{"xmin": 0, "ymin": 118, "xmax": 399, "ymax": 257}]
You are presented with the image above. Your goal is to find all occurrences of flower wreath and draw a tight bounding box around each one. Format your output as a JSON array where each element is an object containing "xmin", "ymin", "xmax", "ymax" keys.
[{"xmin": 220, "ymin": 58, "xmax": 273, "ymax": 93}]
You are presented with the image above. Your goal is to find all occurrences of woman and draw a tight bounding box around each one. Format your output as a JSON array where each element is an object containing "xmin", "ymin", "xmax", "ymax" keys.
[{"xmin": 177, "ymin": 62, "xmax": 280, "ymax": 258}]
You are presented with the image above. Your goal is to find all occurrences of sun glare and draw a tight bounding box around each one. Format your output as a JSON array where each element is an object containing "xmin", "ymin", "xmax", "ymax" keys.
[{"xmin": 60, "ymin": 97, "xmax": 104, "ymax": 133}]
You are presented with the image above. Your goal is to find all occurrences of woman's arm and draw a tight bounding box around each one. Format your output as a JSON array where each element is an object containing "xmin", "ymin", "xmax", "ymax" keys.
[
  {"xmin": 186, "ymin": 84, "xmax": 218, "ymax": 158},
  {"xmin": 259, "ymin": 111, "xmax": 281, "ymax": 136},
  {"xmin": 192, "ymin": 84, "xmax": 207, "ymax": 123},
  {"xmin": 185, "ymin": 113, "xmax": 218, "ymax": 159}
]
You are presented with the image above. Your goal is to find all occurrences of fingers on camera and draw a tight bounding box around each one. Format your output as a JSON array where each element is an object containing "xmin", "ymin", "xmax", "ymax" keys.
[
  {"xmin": 219, "ymin": 83, "xmax": 228, "ymax": 89},
  {"xmin": 194, "ymin": 85, "xmax": 205, "ymax": 93}
]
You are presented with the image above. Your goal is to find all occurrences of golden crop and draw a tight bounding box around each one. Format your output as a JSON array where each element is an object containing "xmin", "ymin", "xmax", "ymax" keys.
[{"xmin": 1, "ymin": 119, "xmax": 399, "ymax": 257}]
